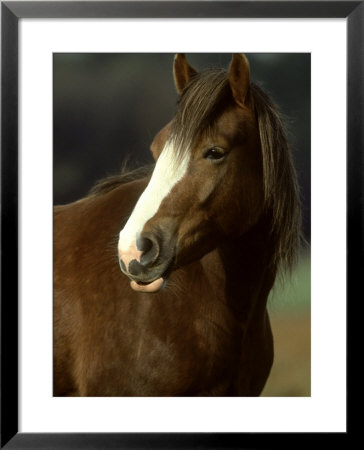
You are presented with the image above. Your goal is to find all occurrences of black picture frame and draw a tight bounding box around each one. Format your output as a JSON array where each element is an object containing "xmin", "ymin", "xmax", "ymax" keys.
[{"xmin": 1, "ymin": 1, "xmax": 360, "ymax": 448}]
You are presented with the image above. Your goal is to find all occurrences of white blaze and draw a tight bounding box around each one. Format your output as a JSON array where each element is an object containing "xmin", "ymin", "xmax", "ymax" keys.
[{"xmin": 118, "ymin": 141, "xmax": 190, "ymax": 254}]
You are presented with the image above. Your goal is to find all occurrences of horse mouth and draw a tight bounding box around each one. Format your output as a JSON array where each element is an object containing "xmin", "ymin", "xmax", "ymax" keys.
[
  {"xmin": 130, "ymin": 276, "xmax": 166, "ymax": 293},
  {"xmin": 118, "ymin": 252, "xmax": 173, "ymax": 293}
]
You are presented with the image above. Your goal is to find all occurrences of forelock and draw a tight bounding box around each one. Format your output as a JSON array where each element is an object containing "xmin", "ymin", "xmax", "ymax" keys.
[{"xmin": 169, "ymin": 69, "xmax": 231, "ymax": 159}]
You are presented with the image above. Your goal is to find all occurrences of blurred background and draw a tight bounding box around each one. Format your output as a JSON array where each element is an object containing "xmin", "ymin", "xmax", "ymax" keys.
[{"xmin": 53, "ymin": 53, "xmax": 311, "ymax": 396}]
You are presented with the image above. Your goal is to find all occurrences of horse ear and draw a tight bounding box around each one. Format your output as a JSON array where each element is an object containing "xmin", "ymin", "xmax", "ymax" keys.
[
  {"xmin": 173, "ymin": 54, "xmax": 197, "ymax": 94},
  {"xmin": 228, "ymin": 53, "xmax": 251, "ymax": 107}
]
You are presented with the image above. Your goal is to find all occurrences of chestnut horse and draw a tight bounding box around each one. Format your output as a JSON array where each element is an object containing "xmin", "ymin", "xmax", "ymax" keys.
[{"xmin": 54, "ymin": 54, "xmax": 301, "ymax": 396}]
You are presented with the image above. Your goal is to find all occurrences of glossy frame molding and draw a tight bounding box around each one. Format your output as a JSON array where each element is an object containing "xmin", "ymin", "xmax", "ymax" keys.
[{"xmin": 1, "ymin": 1, "xmax": 360, "ymax": 448}]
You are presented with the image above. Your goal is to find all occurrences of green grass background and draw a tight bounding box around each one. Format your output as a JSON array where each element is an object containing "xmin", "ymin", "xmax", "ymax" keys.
[{"xmin": 262, "ymin": 251, "xmax": 311, "ymax": 396}]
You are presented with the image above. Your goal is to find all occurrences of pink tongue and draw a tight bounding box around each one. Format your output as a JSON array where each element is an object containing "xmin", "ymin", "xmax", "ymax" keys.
[{"xmin": 130, "ymin": 277, "xmax": 164, "ymax": 293}]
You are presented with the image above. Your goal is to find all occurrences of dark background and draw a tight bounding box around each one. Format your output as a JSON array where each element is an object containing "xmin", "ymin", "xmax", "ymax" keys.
[{"xmin": 53, "ymin": 53, "xmax": 311, "ymax": 396}]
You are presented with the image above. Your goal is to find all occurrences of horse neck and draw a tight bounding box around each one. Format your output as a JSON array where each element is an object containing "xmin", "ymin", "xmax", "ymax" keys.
[{"xmin": 215, "ymin": 213, "xmax": 277, "ymax": 324}]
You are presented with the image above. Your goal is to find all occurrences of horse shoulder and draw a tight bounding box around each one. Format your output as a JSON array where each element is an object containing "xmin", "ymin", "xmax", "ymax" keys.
[{"xmin": 54, "ymin": 180, "xmax": 148, "ymax": 396}]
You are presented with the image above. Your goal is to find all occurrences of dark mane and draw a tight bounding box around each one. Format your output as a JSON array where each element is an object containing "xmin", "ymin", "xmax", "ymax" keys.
[
  {"xmin": 251, "ymin": 84, "xmax": 302, "ymax": 273},
  {"xmin": 88, "ymin": 164, "xmax": 154, "ymax": 196},
  {"xmin": 170, "ymin": 68, "xmax": 230, "ymax": 159},
  {"xmin": 170, "ymin": 68, "xmax": 301, "ymax": 272}
]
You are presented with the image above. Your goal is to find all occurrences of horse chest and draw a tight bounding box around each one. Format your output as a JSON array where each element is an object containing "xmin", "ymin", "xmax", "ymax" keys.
[{"xmin": 79, "ymin": 298, "xmax": 241, "ymax": 396}]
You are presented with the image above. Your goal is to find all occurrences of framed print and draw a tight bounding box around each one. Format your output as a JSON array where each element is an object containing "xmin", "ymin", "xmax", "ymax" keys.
[{"xmin": 1, "ymin": 1, "xmax": 361, "ymax": 448}]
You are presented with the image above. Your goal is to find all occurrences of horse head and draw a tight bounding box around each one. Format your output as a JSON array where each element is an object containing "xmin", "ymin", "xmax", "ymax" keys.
[{"xmin": 118, "ymin": 54, "xmax": 265, "ymax": 292}]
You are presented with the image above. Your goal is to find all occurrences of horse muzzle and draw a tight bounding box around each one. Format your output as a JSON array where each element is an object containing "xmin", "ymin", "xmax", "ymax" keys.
[{"xmin": 118, "ymin": 231, "xmax": 174, "ymax": 293}]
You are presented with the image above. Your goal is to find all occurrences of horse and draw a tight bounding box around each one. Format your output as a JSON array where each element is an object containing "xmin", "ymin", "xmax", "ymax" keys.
[{"xmin": 54, "ymin": 53, "xmax": 301, "ymax": 396}]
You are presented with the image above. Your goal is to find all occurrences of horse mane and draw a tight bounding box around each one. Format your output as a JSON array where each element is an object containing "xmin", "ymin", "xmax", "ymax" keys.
[
  {"xmin": 169, "ymin": 68, "xmax": 302, "ymax": 272},
  {"xmin": 88, "ymin": 164, "xmax": 154, "ymax": 196},
  {"xmin": 251, "ymin": 83, "xmax": 302, "ymax": 273},
  {"xmin": 170, "ymin": 68, "xmax": 230, "ymax": 160}
]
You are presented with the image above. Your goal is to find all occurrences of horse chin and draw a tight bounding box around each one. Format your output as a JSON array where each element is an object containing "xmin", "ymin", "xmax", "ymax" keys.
[{"xmin": 130, "ymin": 277, "xmax": 166, "ymax": 293}]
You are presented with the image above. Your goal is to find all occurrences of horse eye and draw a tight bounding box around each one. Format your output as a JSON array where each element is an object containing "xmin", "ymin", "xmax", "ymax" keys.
[{"xmin": 204, "ymin": 147, "xmax": 226, "ymax": 161}]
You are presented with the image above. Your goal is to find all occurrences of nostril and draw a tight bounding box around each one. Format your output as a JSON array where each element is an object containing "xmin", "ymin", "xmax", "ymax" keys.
[
  {"xmin": 128, "ymin": 259, "xmax": 143, "ymax": 276},
  {"xmin": 137, "ymin": 235, "xmax": 159, "ymax": 267},
  {"xmin": 137, "ymin": 236, "xmax": 153, "ymax": 254}
]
